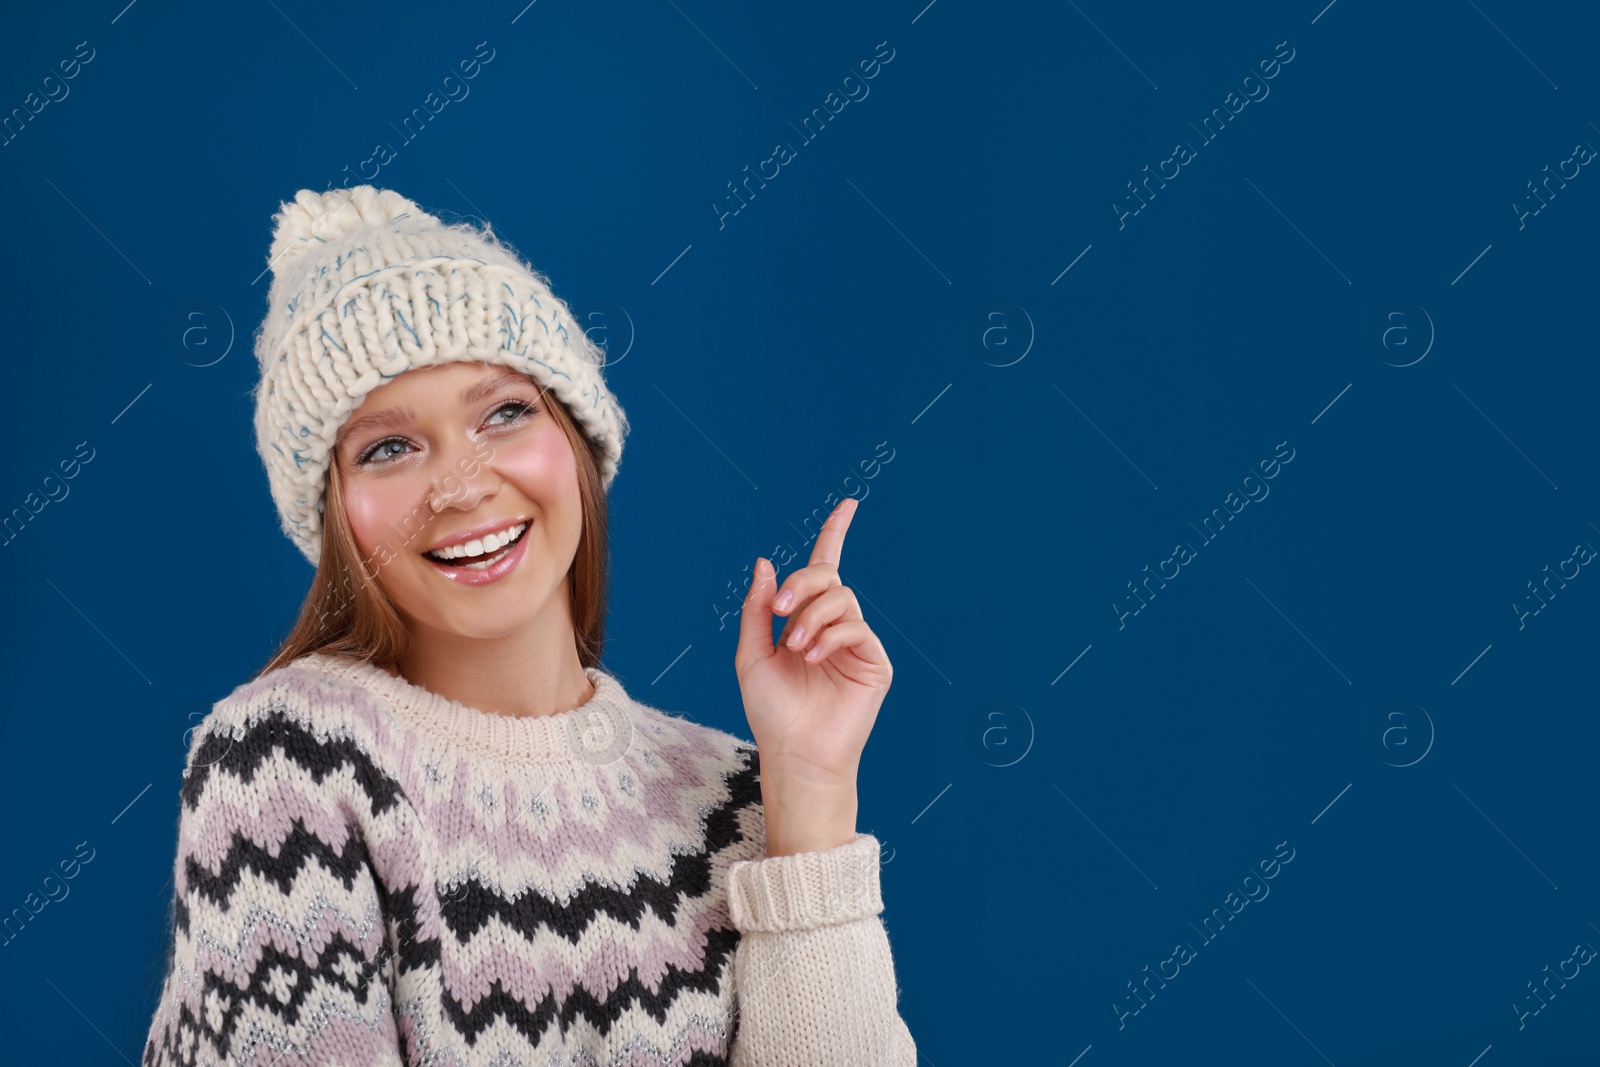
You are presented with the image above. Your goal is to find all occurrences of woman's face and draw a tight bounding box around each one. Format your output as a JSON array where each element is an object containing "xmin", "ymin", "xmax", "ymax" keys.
[{"xmin": 333, "ymin": 360, "xmax": 583, "ymax": 644}]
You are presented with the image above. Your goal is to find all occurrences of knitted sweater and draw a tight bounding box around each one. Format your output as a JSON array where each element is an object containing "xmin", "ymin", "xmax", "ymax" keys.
[{"xmin": 142, "ymin": 652, "xmax": 915, "ymax": 1066}]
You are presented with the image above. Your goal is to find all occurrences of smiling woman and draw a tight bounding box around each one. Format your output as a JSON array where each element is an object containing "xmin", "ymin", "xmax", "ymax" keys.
[
  {"xmin": 141, "ymin": 185, "xmax": 916, "ymax": 1067},
  {"xmin": 269, "ymin": 359, "xmax": 615, "ymax": 681}
]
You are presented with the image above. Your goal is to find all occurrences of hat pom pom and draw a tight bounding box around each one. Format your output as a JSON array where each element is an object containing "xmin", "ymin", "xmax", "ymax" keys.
[{"xmin": 267, "ymin": 185, "xmax": 430, "ymax": 273}]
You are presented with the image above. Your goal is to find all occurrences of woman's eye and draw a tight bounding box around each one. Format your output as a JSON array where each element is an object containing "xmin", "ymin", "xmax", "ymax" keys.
[
  {"xmin": 355, "ymin": 402, "xmax": 533, "ymax": 465},
  {"xmin": 489, "ymin": 400, "xmax": 535, "ymax": 425},
  {"xmin": 358, "ymin": 438, "xmax": 412, "ymax": 465}
]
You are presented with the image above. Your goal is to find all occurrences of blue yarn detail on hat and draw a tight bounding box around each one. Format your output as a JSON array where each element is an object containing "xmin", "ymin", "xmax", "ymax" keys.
[
  {"xmin": 393, "ymin": 308, "xmax": 420, "ymax": 347},
  {"xmin": 343, "ymin": 267, "xmax": 388, "ymax": 287},
  {"xmin": 321, "ymin": 329, "xmax": 346, "ymax": 354},
  {"xmin": 524, "ymin": 355, "xmax": 572, "ymax": 383}
]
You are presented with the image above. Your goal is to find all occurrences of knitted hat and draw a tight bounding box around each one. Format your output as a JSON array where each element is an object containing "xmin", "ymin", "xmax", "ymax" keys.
[{"xmin": 251, "ymin": 185, "xmax": 629, "ymax": 566}]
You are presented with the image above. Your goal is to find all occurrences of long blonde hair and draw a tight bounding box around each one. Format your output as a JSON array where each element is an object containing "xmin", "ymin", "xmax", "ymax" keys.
[{"xmin": 254, "ymin": 376, "xmax": 612, "ymax": 679}]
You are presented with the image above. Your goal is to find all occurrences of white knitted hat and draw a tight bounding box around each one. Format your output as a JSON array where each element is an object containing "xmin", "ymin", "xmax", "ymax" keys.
[{"xmin": 251, "ymin": 185, "xmax": 629, "ymax": 566}]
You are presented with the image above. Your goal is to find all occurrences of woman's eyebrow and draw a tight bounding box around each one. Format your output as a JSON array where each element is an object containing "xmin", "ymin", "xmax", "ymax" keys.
[
  {"xmin": 339, "ymin": 405, "xmax": 417, "ymax": 445},
  {"xmin": 338, "ymin": 369, "xmax": 531, "ymax": 445},
  {"xmin": 458, "ymin": 368, "xmax": 530, "ymax": 407}
]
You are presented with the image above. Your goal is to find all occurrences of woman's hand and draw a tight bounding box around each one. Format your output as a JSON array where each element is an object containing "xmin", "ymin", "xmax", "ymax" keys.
[{"xmin": 734, "ymin": 497, "xmax": 893, "ymax": 857}]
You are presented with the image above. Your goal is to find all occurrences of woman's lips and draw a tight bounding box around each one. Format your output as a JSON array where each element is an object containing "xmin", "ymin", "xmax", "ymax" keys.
[{"xmin": 423, "ymin": 521, "xmax": 531, "ymax": 586}]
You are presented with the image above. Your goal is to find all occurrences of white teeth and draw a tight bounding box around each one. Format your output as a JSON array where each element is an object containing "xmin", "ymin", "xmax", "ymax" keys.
[
  {"xmin": 462, "ymin": 545, "xmax": 512, "ymax": 570},
  {"xmin": 427, "ymin": 522, "xmax": 527, "ymax": 562}
]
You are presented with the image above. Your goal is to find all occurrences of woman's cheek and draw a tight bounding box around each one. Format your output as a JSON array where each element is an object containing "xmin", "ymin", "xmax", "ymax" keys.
[
  {"xmin": 343, "ymin": 478, "xmax": 413, "ymax": 559},
  {"xmin": 499, "ymin": 430, "xmax": 576, "ymax": 494}
]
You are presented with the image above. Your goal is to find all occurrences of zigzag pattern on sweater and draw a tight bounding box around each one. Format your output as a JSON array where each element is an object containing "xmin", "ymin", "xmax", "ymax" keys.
[{"xmin": 143, "ymin": 658, "xmax": 769, "ymax": 1067}]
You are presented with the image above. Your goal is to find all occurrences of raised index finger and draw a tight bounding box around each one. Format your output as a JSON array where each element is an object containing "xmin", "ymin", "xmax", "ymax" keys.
[{"xmin": 806, "ymin": 497, "xmax": 859, "ymax": 569}]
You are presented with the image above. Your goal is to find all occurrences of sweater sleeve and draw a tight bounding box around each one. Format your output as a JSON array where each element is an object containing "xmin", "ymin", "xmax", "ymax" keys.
[
  {"xmin": 142, "ymin": 708, "xmax": 404, "ymax": 1066},
  {"xmin": 725, "ymin": 832, "xmax": 916, "ymax": 1066}
]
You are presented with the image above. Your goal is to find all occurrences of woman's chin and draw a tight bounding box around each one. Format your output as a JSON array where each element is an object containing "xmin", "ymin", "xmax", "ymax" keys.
[{"xmin": 410, "ymin": 583, "xmax": 552, "ymax": 640}]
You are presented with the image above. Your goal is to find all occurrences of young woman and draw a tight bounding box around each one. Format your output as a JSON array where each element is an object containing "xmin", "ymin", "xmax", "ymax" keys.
[{"xmin": 141, "ymin": 186, "xmax": 916, "ymax": 1066}]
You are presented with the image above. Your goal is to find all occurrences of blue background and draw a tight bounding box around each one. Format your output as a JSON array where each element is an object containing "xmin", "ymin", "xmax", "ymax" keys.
[{"xmin": 2, "ymin": 0, "xmax": 1597, "ymax": 1062}]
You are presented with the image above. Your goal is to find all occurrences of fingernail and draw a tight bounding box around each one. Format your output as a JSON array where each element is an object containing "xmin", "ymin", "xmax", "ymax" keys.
[
  {"xmin": 774, "ymin": 589, "xmax": 793, "ymax": 611},
  {"xmin": 805, "ymin": 643, "xmax": 823, "ymax": 661},
  {"xmin": 788, "ymin": 624, "xmax": 806, "ymax": 648}
]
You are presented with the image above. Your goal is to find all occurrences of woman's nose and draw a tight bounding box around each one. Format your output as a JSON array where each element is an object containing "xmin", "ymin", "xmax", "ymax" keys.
[{"xmin": 428, "ymin": 439, "xmax": 499, "ymax": 513}]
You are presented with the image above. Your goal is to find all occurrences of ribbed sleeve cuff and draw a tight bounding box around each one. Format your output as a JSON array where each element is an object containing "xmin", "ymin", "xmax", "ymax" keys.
[{"xmin": 727, "ymin": 832, "xmax": 885, "ymax": 933}]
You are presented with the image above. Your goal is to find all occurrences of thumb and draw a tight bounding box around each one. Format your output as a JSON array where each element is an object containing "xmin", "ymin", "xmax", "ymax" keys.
[{"xmin": 735, "ymin": 557, "xmax": 777, "ymax": 675}]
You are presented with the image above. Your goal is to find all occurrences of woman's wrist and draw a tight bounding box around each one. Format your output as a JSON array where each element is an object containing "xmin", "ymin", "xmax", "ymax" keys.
[{"xmin": 759, "ymin": 768, "xmax": 859, "ymax": 857}]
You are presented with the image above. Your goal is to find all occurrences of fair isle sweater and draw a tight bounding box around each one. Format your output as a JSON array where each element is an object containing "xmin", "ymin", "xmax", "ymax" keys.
[{"xmin": 142, "ymin": 652, "xmax": 916, "ymax": 1066}]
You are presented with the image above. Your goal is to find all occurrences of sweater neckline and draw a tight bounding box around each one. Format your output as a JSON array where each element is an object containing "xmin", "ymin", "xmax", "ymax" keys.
[{"xmin": 297, "ymin": 652, "xmax": 639, "ymax": 767}]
